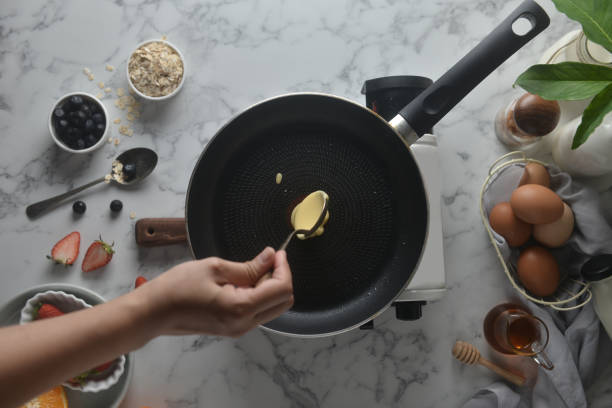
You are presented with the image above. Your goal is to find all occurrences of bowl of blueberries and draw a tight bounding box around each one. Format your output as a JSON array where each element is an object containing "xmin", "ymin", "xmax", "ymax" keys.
[{"xmin": 49, "ymin": 92, "xmax": 108, "ymax": 153}]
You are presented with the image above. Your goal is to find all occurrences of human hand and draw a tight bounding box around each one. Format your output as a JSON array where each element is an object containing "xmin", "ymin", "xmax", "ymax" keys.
[{"xmin": 140, "ymin": 247, "xmax": 294, "ymax": 337}]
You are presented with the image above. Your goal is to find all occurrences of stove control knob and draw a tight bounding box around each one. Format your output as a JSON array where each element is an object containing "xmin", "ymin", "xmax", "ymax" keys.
[{"xmin": 394, "ymin": 301, "xmax": 426, "ymax": 321}]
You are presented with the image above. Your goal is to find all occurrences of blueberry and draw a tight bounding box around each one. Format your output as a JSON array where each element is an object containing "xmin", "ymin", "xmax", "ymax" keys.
[
  {"xmin": 110, "ymin": 199, "xmax": 123, "ymax": 212},
  {"xmin": 77, "ymin": 110, "xmax": 87, "ymax": 121},
  {"xmin": 80, "ymin": 104, "xmax": 91, "ymax": 116},
  {"xmin": 54, "ymin": 108, "xmax": 65, "ymax": 118},
  {"xmin": 123, "ymin": 163, "xmax": 136, "ymax": 181},
  {"xmin": 85, "ymin": 119, "xmax": 94, "ymax": 130},
  {"xmin": 61, "ymin": 127, "xmax": 78, "ymax": 142},
  {"xmin": 68, "ymin": 111, "xmax": 82, "ymax": 126},
  {"xmin": 95, "ymin": 123, "xmax": 106, "ymax": 136},
  {"xmin": 69, "ymin": 95, "xmax": 83, "ymax": 106},
  {"xmin": 86, "ymin": 133, "xmax": 98, "ymax": 147},
  {"xmin": 72, "ymin": 200, "xmax": 86, "ymax": 214},
  {"xmin": 76, "ymin": 138, "xmax": 86, "ymax": 149},
  {"xmin": 92, "ymin": 113, "xmax": 105, "ymax": 124},
  {"xmin": 56, "ymin": 119, "xmax": 69, "ymax": 129},
  {"xmin": 88, "ymin": 102, "xmax": 100, "ymax": 113}
]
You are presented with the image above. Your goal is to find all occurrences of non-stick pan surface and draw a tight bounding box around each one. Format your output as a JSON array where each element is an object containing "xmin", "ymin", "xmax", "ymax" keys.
[{"xmin": 186, "ymin": 94, "xmax": 428, "ymax": 336}]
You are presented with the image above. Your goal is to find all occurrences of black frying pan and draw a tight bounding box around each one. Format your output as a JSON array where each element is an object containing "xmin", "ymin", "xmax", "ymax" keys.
[{"xmin": 136, "ymin": 0, "xmax": 549, "ymax": 337}]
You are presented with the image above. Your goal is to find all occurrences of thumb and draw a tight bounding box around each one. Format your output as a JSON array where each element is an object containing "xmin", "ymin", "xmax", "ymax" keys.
[{"xmin": 214, "ymin": 247, "xmax": 275, "ymax": 287}]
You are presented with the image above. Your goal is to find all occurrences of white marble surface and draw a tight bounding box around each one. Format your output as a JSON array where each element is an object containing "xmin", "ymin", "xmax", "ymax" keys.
[{"xmin": 1, "ymin": 0, "xmax": 611, "ymax": 407}]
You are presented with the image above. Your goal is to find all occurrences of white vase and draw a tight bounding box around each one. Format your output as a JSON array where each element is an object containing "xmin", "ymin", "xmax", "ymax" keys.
[{"xmin": 552, "ymin": 113, "xmax": 612, "ymax": 181}]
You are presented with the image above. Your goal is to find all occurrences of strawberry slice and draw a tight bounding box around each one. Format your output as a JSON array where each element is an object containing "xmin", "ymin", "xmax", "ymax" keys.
[
  {"xmin": 134, "ymin": 276, "xmax": 148, "ymax": 288},
  {"xmin": 93, "ymin": 360, "xmax": 114, "ymax": 373},
  {"xmin": 82, "ymin": 237, "xmax": 115, "ymax": 272},
  {"xmin": 47, "ymin": 231, "xmax": 80, "ymax": 265},
  {"xmin": 36, "ymin": 303, "xmax": 64, "ymax": 319}
]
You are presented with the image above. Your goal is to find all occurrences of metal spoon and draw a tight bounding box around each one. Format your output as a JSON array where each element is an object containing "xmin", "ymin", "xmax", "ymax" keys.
[
  {"xmin": 278, "ymin": 194, "xmax": 329, "ymax": 251},
  {"xmin": 26, "ymin": 148, "xmax": 158, "ymax": 218}
]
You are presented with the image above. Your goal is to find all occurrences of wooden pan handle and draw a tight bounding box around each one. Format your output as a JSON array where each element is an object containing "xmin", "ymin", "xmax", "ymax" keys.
[
  {"xmin": 135, "ymin": 218, "xmax": 187, "ymax": 247},
  {"xmin": 478, "ymin": 356, "xmax": 526, "ymax": 386}
]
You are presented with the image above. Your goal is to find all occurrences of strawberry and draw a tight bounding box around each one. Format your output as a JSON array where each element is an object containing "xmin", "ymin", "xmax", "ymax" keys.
[
  {"xmin": 47, "ymin": 231, "xmax": 80, "ymax": 265},
  {"xmin": 82, "ymin": 237, "xmax": 115, "ymax": 272},
  {"xmin": 134, "ymin": 276, "xmax": 147, "ymax": 288},
  {"xmin": 36, "ymin": 303, "xmax": 64, "ymax": 319},
  {"xmin": 92, "ymin": 360, "xmax": 114, "ymax": 373}
]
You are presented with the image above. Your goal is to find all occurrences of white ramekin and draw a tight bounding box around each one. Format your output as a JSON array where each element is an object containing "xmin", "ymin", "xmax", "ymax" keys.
[
  {"xmin": 126, "ymin": 39, "xmax": 186, "ymax": 101},
  {"xmin": 49, "ymin": 92, "xmax": 109, "ymax": 154},
  {"xmin": 20, "ymin": 290, "xmax": 126, "ymax": 393}
]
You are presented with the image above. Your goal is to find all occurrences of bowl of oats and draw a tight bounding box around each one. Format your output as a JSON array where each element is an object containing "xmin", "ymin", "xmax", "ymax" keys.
[{"xmin": 127, "ymin": 39, "xmax": 185, "ymax": 101}]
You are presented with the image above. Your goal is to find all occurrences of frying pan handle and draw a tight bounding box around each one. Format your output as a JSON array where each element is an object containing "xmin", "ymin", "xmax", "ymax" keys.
[
  {"xmin": 135, "ymin": 218, "xmax": 187, "ymax": 247},
  {"xmin": 391, "ymin": 0, "xmax": 549, "ymax": 143}
]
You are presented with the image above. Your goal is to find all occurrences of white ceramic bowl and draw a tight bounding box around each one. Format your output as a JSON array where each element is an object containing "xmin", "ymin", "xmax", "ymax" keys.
[
  {"xmin": 49, "ymin": 92, "xmax": 109, "ymax": 153},
  {"xmin": 126, "ymin": 39, "xmax": 186, "ymax": 101},
  {"xmin": 20, "ymin": 290, "xmax": 126, "ymax": 393}
]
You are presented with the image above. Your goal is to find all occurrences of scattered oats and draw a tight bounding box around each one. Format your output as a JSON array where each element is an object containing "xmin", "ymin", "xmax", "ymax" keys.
[
  {"xmin": 127, "ymin": 106, "xmax": 134, "ymax": 113},
  {"xmin": 126, "ymin": 95, "xmax": 136, "ymax": 105},
  {"xmin": 87, "ymin": 74, "xmax": 94, "ymax": 81},
  {"xmin": 104, "ymin": 87, "xmax": 112, "ymax": 93},
  {"xmin": 113, "ymin": 118, "xmax": 121, "ymax": 124},
  {"xmin": 114, "ymin": 138, "xmax": 120, "ymax": 146},
  {"xmin": 105, "ymin": 64, "xmax": 115, "ymax": 71},
  {"xmin": 98, "ymin": 82, "xmax": 105, "ymax": 89},
  {"xmin": 104, "ymin": 174, "xmax": 112, "ymax": 184},
  {"xmin": 276, "ymin": 173, "xmax": 283, "ymax": 184},
  {"xmin": 114, "ymin": 99, "xmax": 120, "ymax": 107},
  {"xmin": 127, "ymin": 129, "xmax": 134, "ymax": 136},
  {"xmin": 132, "ymin": 111, "xmax": 140, "ymax": 118},
  {"xmin": 127, "ymin": 113, "xmax": 135, "ymax": 121},
  {"xmin": 119, "ymin": 125, "xmax": 130, "ymax": 135},
  {"xmin": 117, "ymin": 88, "xmax": 125, "ymax": 96},
  {"xmin": 111, "ymin": 160, "xmax": 125, "ymax": 183},
  {"xmin": 107, "ymin": 137, "xmax": 113, "ymax": 143},
  {"xmin": 83, "ymin": 67, "xmax": 91, "ymax": 75},
  {"xmin": 161, "ymin": 35, "xmax": 167, "ymax": 40},
  {"xmin": 129, "ymin": 211, "xmax": 136, "ymax": 219},
  {"xmin": 128, "ymin": 41, "xmax": 184, "ymax": 97},
  {"xmin": 96, "ymin": 93, "xmax": 103, "ymax": 99}
]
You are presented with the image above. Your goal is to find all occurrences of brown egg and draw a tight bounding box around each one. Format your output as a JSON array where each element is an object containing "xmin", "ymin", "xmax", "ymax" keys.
[
  {"xmin": 489, "ymin": 202, "xmax": 532, "ymax": 247},
  {"xmin": 517, "ymin": 246, "xmax": 560, "ymax": 297},
  {"xmin": 510, "ymin": 184, "xmax": 564, "ymax": 224},
  {"xmin": 533, "ymin": 202, "xmax": 574, "ymax": 247},
  {"xmin": 519, "ymin": 163, "xmax": 550, "ymax": 188}
]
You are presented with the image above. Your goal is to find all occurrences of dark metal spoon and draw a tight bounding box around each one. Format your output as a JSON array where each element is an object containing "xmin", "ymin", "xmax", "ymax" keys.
[{"xmin": 26, "ymin": 148, "xmax": 158, "ymax": 218}]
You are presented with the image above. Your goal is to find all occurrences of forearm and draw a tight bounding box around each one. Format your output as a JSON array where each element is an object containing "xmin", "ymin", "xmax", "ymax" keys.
[{"xmin": 0, "ymin": 289, "xmax": 160, "ymax": 407}]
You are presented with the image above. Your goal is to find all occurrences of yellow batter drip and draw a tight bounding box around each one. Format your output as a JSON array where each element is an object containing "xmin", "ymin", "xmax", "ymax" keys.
[{"xmin": 290, "ymin": 190, "xmax": 330, "ymax": 240}]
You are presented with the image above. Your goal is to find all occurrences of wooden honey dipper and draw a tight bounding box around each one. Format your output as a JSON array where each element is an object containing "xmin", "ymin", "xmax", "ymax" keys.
[{"xmin": 452, "ymin": 341, "xmax": 525, "ymax": 386}]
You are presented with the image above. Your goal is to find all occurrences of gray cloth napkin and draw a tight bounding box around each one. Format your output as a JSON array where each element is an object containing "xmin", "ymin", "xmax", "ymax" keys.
[{"xmin": 466, "ymin": 162, "xmax": 612, "ymax": 408}]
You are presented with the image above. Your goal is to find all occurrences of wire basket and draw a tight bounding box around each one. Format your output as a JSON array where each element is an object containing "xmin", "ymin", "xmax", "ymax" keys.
[{"xmin": 479, "ymin": 151, "xmax": 591, "ymax": 311}]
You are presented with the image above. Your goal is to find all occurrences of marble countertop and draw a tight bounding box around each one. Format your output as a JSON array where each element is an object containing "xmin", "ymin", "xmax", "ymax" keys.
[{"xmin": 1, "ymin": 0, "xmax": 611, "ymax": 406}]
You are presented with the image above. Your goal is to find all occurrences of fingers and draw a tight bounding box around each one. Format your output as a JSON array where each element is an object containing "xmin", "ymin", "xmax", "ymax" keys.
[
  {"xmin": 213, "ymin": 247, "xmax": 275, "ymax": 287},
  {"xmin": 254, "ymin": 298, "xmax": 294, "ymax": 326},
  {"xmin": 248, "ymin": 250, "xmax": 293, "ymax": 313}
]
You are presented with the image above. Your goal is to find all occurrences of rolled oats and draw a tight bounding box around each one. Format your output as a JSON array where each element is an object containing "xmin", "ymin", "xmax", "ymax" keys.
[{"xmin": 128, "ymin": 41, "xmax": 183, "ymax": 97}]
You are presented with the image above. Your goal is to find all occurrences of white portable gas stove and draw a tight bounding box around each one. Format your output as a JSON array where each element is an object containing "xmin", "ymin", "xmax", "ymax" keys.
[{"xmin": 360, "ymin": 76, "xmax": 447, "ymax": 327}]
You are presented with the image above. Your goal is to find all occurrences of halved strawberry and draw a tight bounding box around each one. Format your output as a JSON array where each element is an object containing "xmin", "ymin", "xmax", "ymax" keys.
[
  {"xmin": 47, "ymin": 231, "xmax": 80, "ymax": 265},
  {"xmin": 36, "ymin": 303, "xmax": 64, "ymax": 320},
  {"xmin": 134, "ymin": 276, "xmax": 147, "ymax": 288},
  {"xmin": 92, "ymin": 360, "xmax": 114, "ymax": 373},
  {"xmin": 82, "ymin": 237, "xmax": 115, "ymax": 272}
]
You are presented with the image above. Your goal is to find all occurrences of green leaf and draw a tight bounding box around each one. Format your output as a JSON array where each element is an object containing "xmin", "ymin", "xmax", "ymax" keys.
[
  {"xmin": 515, "ymin": 62, "xmax": 612, "ymax": 100},
  {"xmin": 551, "ymin": 0, "xmax": 612, "ymax": 53},
  {"xmin": 572, "ymin": 83, "xmax": 612, "ymax": 148}
]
